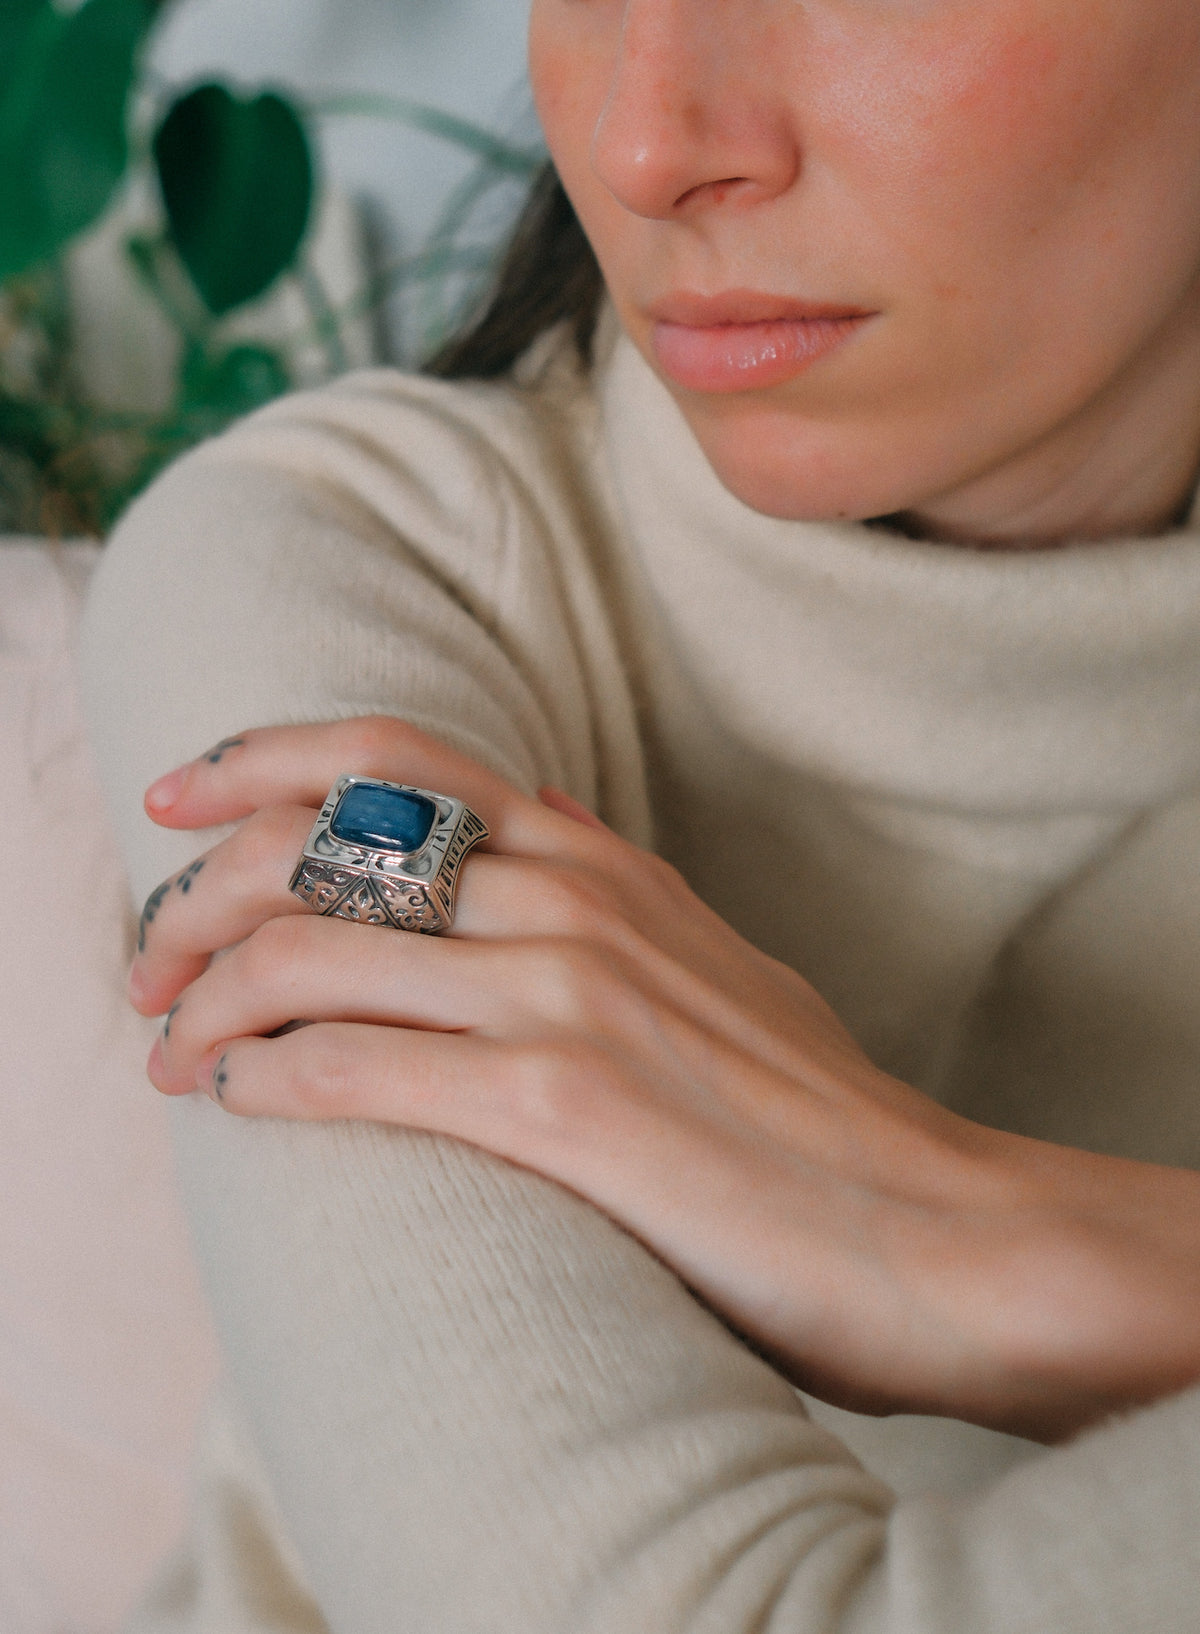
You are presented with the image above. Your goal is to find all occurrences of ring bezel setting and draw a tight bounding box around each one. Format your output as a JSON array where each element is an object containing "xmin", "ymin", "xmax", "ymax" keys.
[{"xmin": 288, "ymin": 774, "xmax": 489, "ymax": 933}]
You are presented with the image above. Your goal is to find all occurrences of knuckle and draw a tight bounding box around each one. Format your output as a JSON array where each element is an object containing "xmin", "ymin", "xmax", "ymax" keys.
[
  {"xmin": 520, "ymin": 938, "xmax": 620, "ymax": 1025},
  {"xmin": 239, "ymin": 911, "xmax": 312, "ymax": 979},
  {"xmin": 619, "ymin": 843, "xmax": 681, "ymax": 900},
  {"xmin": 239, "ymin": 803, "xmax": 307, "ymax": 870},
  {"xmin": 337, "ymin": 714, "xmax": 420, "ymax": 772},
  {"xmin": 534, "ymin": 863, "xmax": 621, "ymax": 938},
  {"xmin": 505, "ymin": 1037, "xmax": 607, "ymax": 1141},
  {"xmin": 289, "ymin": 1026, "xmax": 358, "ymax": 1114},
  {"xmin": 644, "ymin": 848, "xmax": 687, "ymax": 893},
  {"xmin": 563, "ymin": 834, "xmax": 683, "ymax": 919}
]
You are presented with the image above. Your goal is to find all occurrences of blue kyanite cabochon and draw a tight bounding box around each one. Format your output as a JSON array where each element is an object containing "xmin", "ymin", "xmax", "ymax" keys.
[{"xmin": 330, "ymin": 783, "xmax": 437, "ymax": 853}]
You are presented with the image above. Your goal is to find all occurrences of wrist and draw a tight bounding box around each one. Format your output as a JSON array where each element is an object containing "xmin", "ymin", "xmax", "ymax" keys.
[{"xmin": 952, "ymin": 1129, "xmax": 1200, "ymax": 1440}]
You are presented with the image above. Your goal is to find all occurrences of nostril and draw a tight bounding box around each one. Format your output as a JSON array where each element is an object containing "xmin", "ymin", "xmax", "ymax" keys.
[{"xmin": 676, "ymin": 177, "xmax": 753, "ymax": 211}]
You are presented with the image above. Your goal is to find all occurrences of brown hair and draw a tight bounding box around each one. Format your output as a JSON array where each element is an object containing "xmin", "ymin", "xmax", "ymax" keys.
[{"xmin": 425, "ymin": 161, "xmax": 604, "ymax": 381}]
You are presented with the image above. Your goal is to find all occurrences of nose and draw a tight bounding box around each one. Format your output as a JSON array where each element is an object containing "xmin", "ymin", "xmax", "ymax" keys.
[{"xmin": 590, "ymin": 0, "xmax": 800, "ymax": 220}]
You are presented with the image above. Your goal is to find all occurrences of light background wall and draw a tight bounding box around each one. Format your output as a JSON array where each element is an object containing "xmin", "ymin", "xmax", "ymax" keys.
[
  {"xmin": 1, "ymin": 13, "xmax": 534, "ymax": 1633},
  {"xmin": 151, "ymin": 0, "xmax": 537, "ymax": 356}
]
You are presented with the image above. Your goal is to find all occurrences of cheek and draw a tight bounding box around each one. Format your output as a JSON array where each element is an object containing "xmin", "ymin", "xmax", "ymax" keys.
[
  {"xmin": 528, "ymin": 2, "xmax": 650, "ymax": 326},
  {"xmin": 835, "ymin": 24, "xmax": 1085, "ymax": 256},
  {"xmin": 837, "ymin": 4, "xmax": 1200, "ymax": 283},
  {"xmin": 812, "ymin": 0, "xmax": 1200, "ymax": 446},
  {"xmin": 527, "ymin": 4, "xmax": 605, "ymax": 183}
]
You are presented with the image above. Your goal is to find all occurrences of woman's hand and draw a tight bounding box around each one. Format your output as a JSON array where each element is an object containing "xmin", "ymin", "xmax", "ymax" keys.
[{"xmin": 131, "ymin": 716, "xmax": 1200, "ymax": 1443}]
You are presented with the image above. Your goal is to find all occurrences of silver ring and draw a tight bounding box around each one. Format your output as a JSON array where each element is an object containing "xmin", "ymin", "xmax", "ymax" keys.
[{"xmin": 288, "ymin": 775, "xmax": 489, "ymax": 934}]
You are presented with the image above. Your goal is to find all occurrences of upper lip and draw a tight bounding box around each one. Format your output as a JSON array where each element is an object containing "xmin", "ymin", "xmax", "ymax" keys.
[{"xmin": 647, "ymin": 289, "xmax": 876, "ymax": 327}]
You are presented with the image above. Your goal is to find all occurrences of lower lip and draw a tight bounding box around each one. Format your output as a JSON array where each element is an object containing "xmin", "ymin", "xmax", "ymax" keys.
[{"xmin": 651, "ymin": 315, "xmax": 870, "ymax": 394}]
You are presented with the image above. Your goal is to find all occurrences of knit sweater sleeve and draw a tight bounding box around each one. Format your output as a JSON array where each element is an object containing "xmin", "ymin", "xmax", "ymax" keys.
[{"xmin": 80, "ymin": 372, "xmax": 1200, "ymax": 1634}]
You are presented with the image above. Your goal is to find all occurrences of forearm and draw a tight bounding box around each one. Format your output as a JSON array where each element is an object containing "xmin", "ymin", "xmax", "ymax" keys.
[{"xmin": 161, "ymin": 1077, "xmax": 1200, "ymax": 1634}]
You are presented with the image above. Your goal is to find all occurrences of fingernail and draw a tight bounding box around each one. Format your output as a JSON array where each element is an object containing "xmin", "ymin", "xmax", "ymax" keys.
[
  {"xmin": 145, "ymin": 765, "xmax": 188, "ymax": 814},
  {"xmin": 127, "ymin": 962, "xmax": 145, "ymax": 1003}
]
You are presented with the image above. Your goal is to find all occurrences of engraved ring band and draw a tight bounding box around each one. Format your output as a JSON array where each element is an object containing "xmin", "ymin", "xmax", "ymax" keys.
[{"xmin": 288, "ymin": 775, "xmax": 490, "ymax": 934}]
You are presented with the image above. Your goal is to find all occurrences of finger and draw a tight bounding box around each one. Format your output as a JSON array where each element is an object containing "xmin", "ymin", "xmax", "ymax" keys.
[
  {"xmin": 135, "ymin": 765, "xmax": 832, "ymax": 1086},
  {"xmin": 188, "ymin": 1024, "xmax": 697, "ymax": 1245},
  {"xmin": 189, "ymin": 1025, "xmax": 528, "ymax": 1157},
  {"xmin": 143, "ymin": 716, "xmax": 572, "ymax": 858},
  {"xmin": 134, "ymin": 790, "xmax": 812, "ymax": 1077},
  {"xmin": 150, "ymin": 912, "xmax": 515, "ymax": 1095},
  {"xmin": 537, "ymin": 785, "xmax": 611, "ymax": 832},
  {"xmin": 133, "ymin": 798, "xmax": 650, "ymax": 1019},
  {"xmin": 130, "ymin": 803, "xmax": 319, "ymax": 1015}
]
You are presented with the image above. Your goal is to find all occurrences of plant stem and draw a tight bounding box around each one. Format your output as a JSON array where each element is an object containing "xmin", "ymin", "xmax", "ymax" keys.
[
  {"xmin": 297, "ymin": 260, "xmax": 350, "ymax": 375},
  {"xmin": 125, "ymin": 233, "xmax": 210, "ymax": 349},
  {"xmin": 412, "ymin": 165, "xmax": 515, "ymax": 350}
]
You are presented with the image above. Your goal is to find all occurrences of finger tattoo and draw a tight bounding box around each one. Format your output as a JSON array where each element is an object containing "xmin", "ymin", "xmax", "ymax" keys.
[
  {"xmin": 138, "ymin": 880, "xmax": 171, "ymax": 954},
  {"xmin": 177, "ymin": 859, "xmax": 205, "ymax": 894},
  {"xmin": 203, "ymin": 736, "xmax": 246, "ymax": 765},
  {"xmin": 137, "ymin": 859, "xmax": 205, "ymax": 951}
]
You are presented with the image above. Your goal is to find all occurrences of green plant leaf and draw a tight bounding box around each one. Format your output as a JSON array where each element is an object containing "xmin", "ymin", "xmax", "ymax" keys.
[
  {"xmin": 0, "ymin": 0, "xmax": 46, "ymax": 93},
  {"xmin": 0, "ymin": 0, "xmax": 154, "ymax": 285},
  {"xmin": 154, "ymin": 84, "xmax": 314, "ymax": 317},
  {"xmin": 179, "ymin": 342, "xmax": 291, "ymax": 416}
]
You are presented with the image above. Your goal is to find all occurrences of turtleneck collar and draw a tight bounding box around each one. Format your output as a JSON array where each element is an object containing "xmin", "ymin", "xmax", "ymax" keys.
[{"xmin": 598, "ymin": 333, "xmax": 1200, "ymax": 820}]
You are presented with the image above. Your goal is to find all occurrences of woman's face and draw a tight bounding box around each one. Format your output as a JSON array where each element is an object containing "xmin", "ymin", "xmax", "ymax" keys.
[{"xmin": 529, "ymin": 0, "xmax": 1200, "ymax": 541}]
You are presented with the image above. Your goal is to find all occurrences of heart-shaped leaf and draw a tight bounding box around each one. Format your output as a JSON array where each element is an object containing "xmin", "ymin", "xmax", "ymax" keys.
[
  {"xmin": 154, "ymin": 84, "xmax": 314, "ymax": 317},
  {"xmin": 0, "ymin": 0, "xmax": 154, "ymax": 285}
]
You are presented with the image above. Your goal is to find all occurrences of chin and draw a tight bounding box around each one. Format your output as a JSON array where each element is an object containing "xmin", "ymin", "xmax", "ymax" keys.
[{"xmin": 686, "ymin": 411, "xmax": 916, "ymax": 525}]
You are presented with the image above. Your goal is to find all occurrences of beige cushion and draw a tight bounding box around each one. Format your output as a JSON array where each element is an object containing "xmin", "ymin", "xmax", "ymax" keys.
[{"xmin": 0, "ymin": 541, "xmax": 217, "ymax": 1634}]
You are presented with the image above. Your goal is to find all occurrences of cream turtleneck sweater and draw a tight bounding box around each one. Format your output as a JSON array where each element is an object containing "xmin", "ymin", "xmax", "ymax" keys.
[{"xmin": 81, "ymin": 327, "xmax": 1200, "ymax": 1633}]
